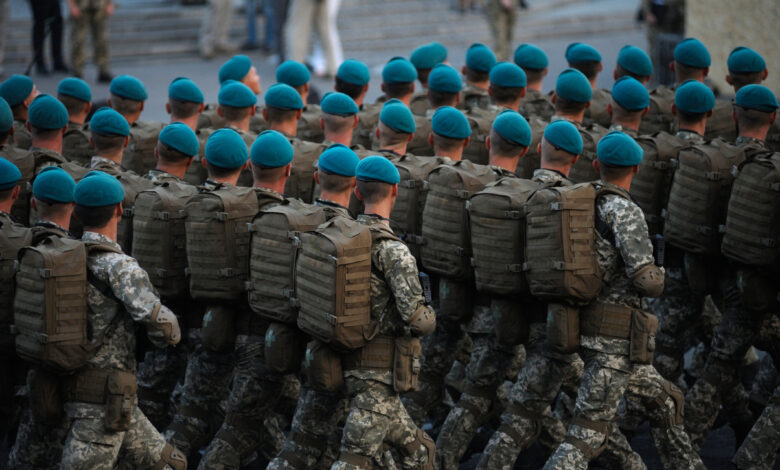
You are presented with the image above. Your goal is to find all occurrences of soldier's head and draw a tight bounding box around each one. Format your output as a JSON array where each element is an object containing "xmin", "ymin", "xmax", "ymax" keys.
[
  {"xmin": 488, "ymin": 62, "xmax": 527, "ymax": 108},
  {"xmin": 673, "ymin": 80, "xmax": 715, "ymax": 131},
  {"xmin": 430, "ymin": 106, "xmax": 470, "ymax": 160},
  {"xmin": 219, "ymin": 55, "xmax": 262, "ymax": 95},
  {"xmin": 593, "ymin": 131, "xmax": 643, "ymax": 185},
  {"xmin": 427, "ymin": 65, "xmax": 462, "ymax": 109},
  {"xmin": 217, "ymin": 81, "xmax": 258, "ymax": 128},
  {"xmin": 26, "ymin": 95, "xmax": 69, "ymax": 150},
  {"xmin": 382, "ymin": 57, "xmax": 418, "ymax": 104},
  {"xmin": 376, "ymin": 100, "xmax": 415, "ymax": 152},
  {"xmin": 614, "ymin": 45, "xmax": 652, "ymax": 84},
  {"xmin": 202, "ymin": 129, "xmax": 248, "ymax": 184},
  {"xmin": 566, "ymin": 43, "xmax": 602, "ymax": 88},
  {"xmin": 320, "ymin": 92, "xmax": 359, "ymax": 143},
  {"xmin": 31, "ymin": 166, "xmax": 75, "ymax": 227},
  {"xmin": 57, "ymin": 77, "xmax": 92, "ymax": 123},
  {"xmin": 411, "ymin": 42, "xmax": 448, "ymax": 89},
  {"xmin": 608, "ymin": 77, "xmax": 650, "ymax": 129},
  {"xmin": 335, "ymin": 60, "xmax": 370, "ymax": 107},
  {"xmin": 315, "ymin": 144, "xmax": 359, "ymax": 205},
  {"xmin": 0, "ymin": 97, "xmax": 13, "ymax": 146},
  {"xmin": 89, "ymin": 108, "xmax": 131, "ymax": 159},
  {"xmin": 552, "ymin": 69, "xmax": 592, "ymax": 122},
  {"xmin": 108, "ymin": 75, "xmax": 147, "ymax": 125},
  {"xmin": 167, "ymin": 77, "xmax": 205, "ymax": 123},
  {"xmin": 671, "ymin": 38, "xmax": 710, "ymax": 84},
  {"xmin": 155, "ymin": 123, "xmax": 198, "ymax": 176},
  {"xmin": 262, "ymin": 84, "xmax": 304, "ymax": 135},
  {"xmin": 73, "ymin": 171, "xmax": 124, "ymax": 233},
  {"xmin": 514, "ymin": 44, "xmax": 548, "ymax": 91},
  {"xmin": 355, "ymin": 156, "xmax": 400, "ymax": 213},
  {"xmin": 462, "ymin": 43, "xmax": 496, "ymax": 85},
  {"xmin": 0, "ymin": 74, "xmax": 37, "ymax": 122},
  {"xmin": 487, "ymin": 110, "xmax": 530, "ymax": 169},
  {"xmin": 0, "ymin": 156, "xmax": 21, "ymax": 210},
  {"xmin": 726, "ymin": 47, "xmax": 768, "ymax": 92},
  {"xmin": 539, "ymin": 120, "xmax": 582, "ymax": 176},
  {"xmin": 733, "ymin": 85, "xmax": 778, "ymax": 140},
  {"xmin": 277, "ymin": 61, "xmax": 311, "ymax": 106},
  {"xmin": 249, "ymin": 130, "xmax": 293, "ymax": 191}
]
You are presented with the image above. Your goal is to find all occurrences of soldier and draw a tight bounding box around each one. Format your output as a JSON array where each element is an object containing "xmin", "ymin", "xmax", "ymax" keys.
[
  {"xmin": 641, "ymin": 0, "xmax": 684, "ymax": 85},
  {"xmin": 335, "ymin": 59, "xmax": 371, "ymax": 109},
  {"xmin": 275, "ymin": 60, "xmax": 324, "ymax": 142},
  {"xmin": 726, "ymin": 47, "xmax": 768, "ymax": 93},
  {"xmin": 0, "ymin": 75, "xmax": 37, "ymax": 150},
  {"xmin": 409, "ymin": 42, "xmax": 448, "ymax": 115},
  {"xmin": 164, "ymin": 77, "xmax": 209, "ymax": 186},
  {"xmin": 370, "ymin": 57, "xmax": 429, "ymax": 152},
  {"xmin": 607, "ymin": 76, "xmax": 651, "ymax": 137},
  {"xmin": 513, "ymin": 43, "xmax": 554, "ymax": 121},
  {"xmin": 404, "ymin": 64, "xmax": 461, "ymax": 156},
  {"xmin": 57, "ymin": 77, "xmax": 93, "ymax": 166},
  {"xmin": 67, "ymin": 0, "xmax": 114, "ymax": 82},
  {"xmin": 60, "ymin": 171, "xmax": 184, "ymax": 469},
  {"xmin": 319, "ymin": 91, "xmax": 360, "ymax": 148},
  {"xmin": 209, "ymin": 80, "xmax": 259, "ymax": 186},
  {"xmin": 615, "ymin": 45, "xmax": 654, "ymax": 85},
  {"xmin": 485, "ymin": 0, "xmax": 518, "ymax": 62},
  {"xmin": 542, "ymin": 131, "xmax": 702, "ymax": 470},
  {"xmin": 25, "ymin": 94, "xmax": 70, "ymax": 173},
  {"xmin": 199, "ymin": 0, "xmax": 235, "ymax": 59},
  {"xmin": 0, "ymin": 97, "xmax": 27, "ymax": 174},
  {"xmin": 374, "ymin": 99, "xmax": 417, "ymax": 159},
  {"xmin": 459, "ymin": 43, "xmax": 497, "ymax": 111},
  {"xmin": 476, "ymin": 62, "xmax": 527, "ymax": 117},
  {"xmin": 566, "ymin": 43, "xmax": 609, "ymax": 128},
  {"xmin": 199, "ymin": 55, "xmax": 263, "ymax": 131}
]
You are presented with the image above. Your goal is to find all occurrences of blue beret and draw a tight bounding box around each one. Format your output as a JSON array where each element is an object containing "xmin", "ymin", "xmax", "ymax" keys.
[
  {"xmin": 33, "ymin": 166, "xmax": 75, "ymax": 203},
  {"xmin": 674, "ymin": 38, "xmax": 711, "ymax": 68},
  {"xmin": 159, "ymin": 122, "xmax": 199, "ymax": 156},
  {"xmin": 489, "ymin": 62, "xmax": 527, "ymax": 88},
  {"xmin": 597, "ymin": 131, "xmax": 643, "ymax": 167},
  {"xmin": 566, "ymin": 42, "xmax": 602, "ymax": 63},
  {"xmin": 0, "ymin": 97, "xmax": 12, "ymax": 133},
  {"xmin": 321, "ymin": 92, "xmax": 359, "ymax": 116},
  {"xmin": 0, "ymin": 75, "xmax": 34, "ymax": 107},
  {"xmin": 410, "ymin": 42, "xmax": 448, "ymax": 70},
  {"xmin": 492, "ymin": 110, "xmax": 531, "ymax": 147},
  {"xmin": 735, "ymin": 84, "xmax": 779, "ymax": 113},
  {"xmin": 75, "ymin": 171, "xmax": 125, "ymax": 207},
  {"xmin": 90, "ymin": 107, "xmax": 130, "ymax": 136},
  {"xmin": 218, "ymin": 80, "xmax": 257, "ymax": 108},
  {"xmin": 543, "ymin": 120, "xmax": 583, "ymax": 155},
  {"xmin": 205, "ymin": 128, "xmax": 248, "ymax": 169},
  {"xmin": 611, "ymin": 76, "xmax": 649, "ymax": 111},
  {"xmin": 466, "ymin": 43, "xmax": 497, "ymax": 73},
  {"xmin": 251, "ymin": 130, "xmax": 293, "ymax": 168},
  {"xmin": 674, "ymin": 79, "xmax": 715, "ymax": 114},
  {"xmin": 337, "ymin": 59, "xmax": 370, "ymax": 86},
  {"xmin": 219, "ymin": 55, "xmax": 252, "ymax": 84},
  {"xmin": 728, "ymin": 47, "xmax": 766, "ymax": 74},
  {"xmin": 28, "ymin": 94, "xmax": 68, "ymax": 130},
  {"xmin": 617, "ymin": 45, "xmax": 652, "ymax": 78},
  {"xmin": 356, "ymin": 155, "xmax": 400, "ymax": 184},
  {"xmin": 555, "ymin": 68, "xmax": 592, "ymax": 103},
  {"xmin": 57, "ymin": 77, "xmax": 92, "ymax": 103},
  {"xmin": 318, "ymin": 144, "xmax": 359, "ymax": 177},
  {"xmin": 169, "ymin": 77, "xmax": 204, "ymax": 104},
  {"xmin": 109, "ymin": 75, "xmax": 148, "ymax": 101},
  {"xmin": 428, "ymin": 64, "xmax": 462, "ymax": 93},
  {"xmin": 264, "ymin": 83, "xmax": 303, "ymax": 110},
  {"xmin": 382, "ymin": 57, "xmax": 418, "ymax": 84},
  {"xmin": 379, "ymin": 99, "xmax": 416, "ymax": 134},
  {"xmin": 432, "ymin": 106, "xmax": 471, "ymax": 139},
  {"xmin": 0, "ymin": 156, "xmax": 21, "ymax": 190},
  {"xmin": 514, "ymin": 43, "xmax": 548, "ymax": 70},
  {"xmin": 276, "ymin": 60, "xmax": 311, "ymax": 87}
]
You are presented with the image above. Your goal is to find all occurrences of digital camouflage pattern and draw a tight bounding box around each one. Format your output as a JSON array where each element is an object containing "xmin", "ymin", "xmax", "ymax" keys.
[
  {"xmin": 62, "ymin": 122, "xmax": 92, "ymax": 167},
  {"xmin": 29, "ymin": 147, "xmax": 67, "ymax": 173},
  {"xmin": 733, "ymin": 383, "xmax": 780, "ymax": 470},
  {"xmin": 458, "ymin": 83, "xmax": 491, "ymax": 111},
  {"xmin": 13, "ymin": 119, "xmax": 31, "ymax": 150},
  {"xmin": 485, "ymin": 0, "xmax": 517, "ymax": 62},
  {"xmin": 519, "ymin": 88, "xmax": 555, "ymax": 122}
]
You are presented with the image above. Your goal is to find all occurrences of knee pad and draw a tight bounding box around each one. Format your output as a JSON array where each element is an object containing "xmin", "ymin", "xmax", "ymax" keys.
[
  {"xmin": 650, "ymin": 380, "xmax": 684, "ymax": 428},
  {"xmin": 402, "ymin": 428, "xmax": 434, "ymax": 470},
  {"xmin": 564, "ymin": 416, "xmax": 611, "ymax": 461},
  {"xmin": 151, "ymin": 443, "xmax": 187, "ymax": 470},
  {"xmin": 499, "ymin": 403, "xmax": 542, "ymax": 450}
]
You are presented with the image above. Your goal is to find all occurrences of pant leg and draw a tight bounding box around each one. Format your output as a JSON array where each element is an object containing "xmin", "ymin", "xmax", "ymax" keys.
[
  {"xmin": 272, "ymin": 0, "xmax": 290, "ymax": 58},
  {"xmin": 316, "ymin": 0, "xmax": 343, "ymax": 76},
  {"xmin": 0, "ymin": 0, "xmax": 7, "ymax": 74},
  {"xmin": 60, "ymin": 416, "xmax": 124, "ymax": 470},
  {"xmin": 31, "ymin": 0, "xmax": 47, "ymax": 66},
  {"xmin": 246, "ymin": 0, "xmax": 257, "ymax": 45},
  {"xmin": 263, "ymin": 0, "xmax": 276, "ymax": 48},
  {"xmin": 70, "ymin": 10, "xmax": 89, "ymax": 75},
  {"xmin": 48, "ymin": 0, "xmax": 64, "ymax": 65},
  {"xmin": 89, "ymin": 7, "xmax": 110, "ymax": 74},
  {"xmin": 733, "ymin": 384, "xmax": 780, "ymax": 470},
  {"xmin": 7, "ymin": 405, "xmax": 70, "ymax": 470},
  {"xmin": 200, "ymin": 0, "xmax": 219, "ymax": 53},
  {"xmin": 286, "ymin": 0, "xmax": 315, "ymax": 63},
  {"xmin": 214, "ymin": 0, "xmax": 233, "ymax": 47},
  {"xmin": 118, "ymin": 406, "xmax": 170, "ymax": 468}
]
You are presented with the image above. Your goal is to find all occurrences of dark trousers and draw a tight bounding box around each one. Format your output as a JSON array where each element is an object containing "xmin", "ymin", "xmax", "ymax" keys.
[{"xmin": 30, "ymin": 0, "xmax": 64, "ymax": 66}]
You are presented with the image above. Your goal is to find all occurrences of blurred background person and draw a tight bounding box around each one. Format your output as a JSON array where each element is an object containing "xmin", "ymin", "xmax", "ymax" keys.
[
  {"xmin": 264, "ymin": 0, "xmax": 290, "ymax": 60},
  {"xmin": 200, "ymin": 0, "xmax": 236, "ymax": 59},
  {"xmin": 68, "ymin": 0, "xmax": 114, "ymax": 82},
  {"xmin": 641, "ymin": 0, "xmax": 685, "ymax": 85},
  {"xmin": 0, "ymin": 0, "xmax": 7, "ymax": 78},
  {"xmin": 242, "ymin": 0, "xmax": 260, "ymax": 51},
  {"xmin": 286, "ymin": 0, "xmax": 343, "ymax": 78},
  {"xmin": 30, "ymin": 0, "xmax": 67, "ymax": 75},
  {"xmin": 485, "ymin": 0, "xmax": 527, "ymax": 62}
]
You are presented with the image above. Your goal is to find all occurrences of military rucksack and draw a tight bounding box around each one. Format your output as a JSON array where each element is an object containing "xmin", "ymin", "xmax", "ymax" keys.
[
  {"xmin": 132, "ymin": 180, "xmax": 198, "ymax": 299},
  {"xmin": 721, "ymin": 151, "xmax": 780, "ymax": 266},
  {"xmin": 519, "ymin": 90, "xmax": 555, "ymax": 122},
  {"xmin": 113, "ymin": 172, "xmax": 154, "ymax": 253},
  {"xmin": 14, "ymin": 236, "xmax": 122, "ymax": 374},
  {"xmin": 513, "ymin": 117, "xmax": 546, "ymax": 179},
  {"xmin": 567, "ymin": 123, "xmax": 609, "ymax": 183},
  {"xmin": 121, "ymin": 121, "xmax": 165, "ymax": 176},
  {"xmin": 421, "ymin": 160, "xmax": 497, "ymax": 280},
  {"xmin": 185, "ymin": 183, "xmax": 258, "ymax": 300},
  {"xmin": 354, "ymin": 104, "xmax": 382, "ymax": 149},
  {"xmin": 298, "ymin": 105, "xmax": 325, "ymax": 143},
  {"xmin": 638, "ymin": 86, "xmax": 675, "ymax": 136},
  {"xmin": 296, "ymin": 216, "xmax": 398, "ymax": 351},
  {"xmin": 523, "ymin": 182, "xmax": 624, "ymax": 304},
  {"xmin": 628, "ymin": 131, "xmax": 687, "ymax": 235},
  {"xmin": 584, "ymin": 89, "xmax": 613, "ymax": 128},
  {"xmin": 458, "ymin": 85, "xmax": 490, "ymax": 111},
  {"xmin": 663, "ymin": 138, "xmax": 745, "ymax": 255},
  {"xmin": 462, "ymin": 114, "xmax": 492, "ymax": 166},
  {"xmin": 248, "ymin": 199, "xmax": 327, "ymax": 323},
  {"xmin": 284, "ymin": 139, "xmax": 323, "ymax": 203},
  {"xmin": 468, "ymin": 177, "xmax": 541, "ymax": 296},
  {"xmin": 0, "ymin": 218, "xmax": 32, "ymax": 352},
  {"xmin": 704, "ymin": 99, "xmax": 736, "ymax": 142},
  {"xmin": 5, "ymin": 148, "xmax": 34, "ymax": 225}
]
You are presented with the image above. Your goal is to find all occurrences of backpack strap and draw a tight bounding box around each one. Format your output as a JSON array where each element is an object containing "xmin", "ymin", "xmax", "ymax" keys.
[
  {"xmin": 83, "ymin": 242, "xmax": 124, "ymax": 301},
  {"xmin": 592, "ymin": 183, "xmax": 633, "ymax": 247}
]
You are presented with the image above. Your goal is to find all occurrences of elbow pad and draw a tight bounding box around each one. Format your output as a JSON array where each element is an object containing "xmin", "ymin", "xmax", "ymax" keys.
[
  {"xmin": 408, "ymin": 305, "xmax": 437, "ymax": 337},
  {"xmin": 150, "ymin": 304, "xmax": 181, "ymax": 345},
  {"xmin": 632, "ymin": 264, "xmax": 665, "ymax": 298}
]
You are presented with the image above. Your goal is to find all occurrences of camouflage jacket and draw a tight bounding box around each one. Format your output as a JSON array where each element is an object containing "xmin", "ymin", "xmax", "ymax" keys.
[
  {"xmin": 353, "ymin": 103, "xmax": 382, "ymax": 149},
  {"xmin": 30, "ymin": 220, "xmax": 69, "ymax": 241},
  {"xmin": 519, "ymin": 88, "xmax": 555, "ymax": 121},
  {"xmin": 531, "ymin": 168, "xmax": 571, "ymax": 187},
  {"xmin": 458, "ymin": 83, "xmax": 491, "ymax": 111},
  {"xmin": 144, "ymin": 168, "xmax": 185, "ymax": 185},
  {"xmin": 254, "ymin": 186, "xmax": 285, "ymax": 210},
  {"xmin": 12, "ymin": 120, "xmax": 31, "ymax": 151},
  {"xmin": 90, "ymin": 155, "xmax": 123, "ymax": 174},
  {"xmin": 675, "ymin": 129, "xmax": 705, "ymax": 145},
  {"xmin": 608, "ymin": 124, "xmax": 638, "ymax": 138},
  {"xmin": 62, "ymin": 122, "xmax": 92, "ymax": 167},
  {"xmin": 409, "ymin": 91, "xmax": 430, "ymax": 116},
  {"xmin": 314, "ymin": 197, "xmax": 350, "ymax": 219},
  {"xmin": 29, "ymin": 147, "xmax": 67, "ymax": 174},
  {"xmin": 735, "ymin": 136, "xmax": 770, "ymax": 151}
]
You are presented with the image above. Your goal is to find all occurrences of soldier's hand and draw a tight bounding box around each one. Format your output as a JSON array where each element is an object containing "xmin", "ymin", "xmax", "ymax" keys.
[
  {"xmin": 500, "ymin": 0, "xmax": 513, "ymax": 9},
  {"xmin": 69, "ymin": 4, "xmax": 82, "ymax": 19},
  {"xmin": 105, "ymin": 2, "xmax": 115, "ymax": 16}
]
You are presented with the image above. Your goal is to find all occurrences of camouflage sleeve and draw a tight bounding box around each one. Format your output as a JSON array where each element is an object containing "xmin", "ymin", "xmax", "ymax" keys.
[
  {"xmin": 102, "ymin": 252, "xmax": 165, "ymax": 325},
  {"xmin": 375, "ymin": 239, "xmax": 427, "ymax": 324},
  {"xmin": 599, "ymin": 194, "xmax": 655, "ymax": 278}
]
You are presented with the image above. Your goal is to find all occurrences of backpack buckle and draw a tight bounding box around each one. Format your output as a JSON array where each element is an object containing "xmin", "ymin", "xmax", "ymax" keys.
[
  {"xmin": 34, "ymin": 332, "xmax": 48, "ymax": 343},
  {"xmin": 216, "ymin": 212, "xmax": 229, "ymax": 221},
  {"xmin": 327, "ymin": 314, "xmax": 337, "ymax": 326},
  {"xmin": 455, "ymin": 189, "xmax": 470, "ymax": 199},
  {"xmin": 465, "ymin": 201, "xmax": 471, "ymax": 211},
  {"xmin": 219, "ymin": 268, "xmax": 234, "ymax": 277},
  {"xmin": 155, "ymin": 268, "xmax": 167, "ymax": 277},
  {"xmin": 550, "ymin": 202, "xmax": 562, "ymax": 211},
  {"xmin": 402, "ymin": 180, "xmax": 418, "ymax": 189},
  {"xmin": 39, "ymin": 268, "xmax": 52, "ymax": 279},
  {"xmin": 289, "ymin": 296, "xmax": 300, "ymax": 308},
  {"xmin": 123, "ymin": 208, "xmax": 134, "ymax": 217},
  {"xmin": 156, "ymin": 211, "xmax": 169, "ymax": 221},
  {"xmin": 328, "ymin": 255, "xmax": 338, "ymax": 263},
  {"xmin": 761, "ymin": 238, "xmax": 776, "ymax": 248},
  {"xmin": 244, "ymin": 281, "xmax": 252, "ymax": 291},
  {"xmin": 246, "ymin": 222, "xmax": 254, "ymax": 232},
  {"xmin": 552, "ymin": 261, "xmax": 566, "ymax": 270},
  {"xmin": 422, "ymin": 181, "xmax": 429, "ymax": 191},
  {"xmin": 453, "ymin": 246, "xmax": 464, "ymax": 255},
  {"xmin": 504, "ymin": 210, "xmax": 522, "ymax": 219},
  {"xmin": 696, "ymin": 226, "xmax": 712, "ymax": 235},
  {"xmin": 705, "ymin": 171, "xmax": 721, "ymax": 181},
  {"xmin": 506, "ymin": 264, "xmax": 522, "ymax": 273}
]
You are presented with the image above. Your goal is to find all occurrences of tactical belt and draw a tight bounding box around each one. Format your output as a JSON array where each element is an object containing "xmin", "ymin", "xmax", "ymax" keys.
[
  {"xmin": 62, "ymin": 368, "xmax": 135, "ymax": 404},
  {"xmin": 342, "ymin": 335, "xmax": 394, "ymax": 371},
  {"xmin": 579, "ymin": 302, "xmax": 632, "ymax": 339},
  {"xmin": 339, "ymin": 452, "xmax": 373, "ymax": 469}
]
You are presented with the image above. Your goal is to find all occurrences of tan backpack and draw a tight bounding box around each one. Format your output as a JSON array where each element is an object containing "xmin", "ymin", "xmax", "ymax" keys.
[
  {"xmin": 284, "ymin": 139, "xmax": 322, "ymax": 203},
  {"xmin": 121, "ymin": 121, "xmax": 164, "ymax": 176},
  {"xmin": 297, "ymin": 105, "xmax": 325, "ymax": 143},
  {"xmin": 512, "ymin": 116, "xmax": 546, "ymax": 179},
  {"xmin": 567, "ymin": 123, "xmax": 609, "ymax": 183},
  {"xmin": 185, "ymin": 184, "xmax": 258, "ymax": 300},
  {"xmin": 248, "ymin": 199, "xmax": 327, "ymax": 323},
  {"xmin": 704, "ymin": 100, "xmax": 737, "ymax": 142},
  {"xmin": 5, "ymin": 149, "xmax": 34, "ymax": 225},
  {"xmin": 421, "ymin": 160, "xmax": 497, "ymax": 280},
  {"xmin": 462, "ymin": 114, "xmax": 492, "ymax": 166},
  {"xmin": 0, "ymin": 218, "xmax": 32, "ymax": 352},
  {"xmin": 638, "ymin": 86, "xmax": 675, "ymax": 136},
  {"xmin": 132, "ymin": 180, "xmax": 198, "ymax": 299},
  {"xmin": 584, "ymin": 89, "xmax": 613, "ymax": 128},
  {"xmin": 663, "ymin": 138, "xmax": 745, "ymax": 255}
]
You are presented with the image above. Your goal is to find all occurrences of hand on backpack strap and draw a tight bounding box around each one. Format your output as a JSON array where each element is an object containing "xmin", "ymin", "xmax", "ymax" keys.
[{"xmin": 147, "ymin": 304, "xmax": 182, "ymax": 347}]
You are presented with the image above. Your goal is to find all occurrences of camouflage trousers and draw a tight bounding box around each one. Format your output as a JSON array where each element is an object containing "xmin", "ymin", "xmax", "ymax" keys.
[
  {"xmin": 332, "ymin": 377, "xmax": 433, "ymax": 470},
  {"xmin": 0, "ymin": 351, "xmax": 27, "ymax": 448},
  {"xmin": 733, "ymin": 383, "xmax": 780, "ymax": 470},
  {"xmin": 7, "ymin": 406, "xmax": 70, "ymax": 470},
  {"xmin": 543, "ymin": 344, "xmax": 704, "ymax": 470},
  {"xmin": 485, "ymin": 0, "xmax": 517, "ymax": 62},
  {"xmin": 69, "ymin": 6, "xmax": 109, "ymax": 75}
]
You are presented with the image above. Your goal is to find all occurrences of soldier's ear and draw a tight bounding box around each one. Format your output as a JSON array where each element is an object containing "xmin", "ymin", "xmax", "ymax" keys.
[
  {"xmin": 671, "ymin": 104, "xmax": 678, "ymax": 117},
  {"xmin": 518, "ymin": 146, "xmax": 529, "ymax": 158},
  {"xmin": 732, "ymin": 110, "xmax": 737, "ymax": 125},
  {"xmin": 613, "ymin": 69, "xmax": 618, "ymax": 81},
  {"xmin": 592, "ymin": 159, "xmax": 599, "ymax": 172},
  {"xmin": 770, "ymin": 111, "xmax": 777, "ymax": 126},
  {"xmin": 217, "ymin": 107, "xmax": 224, "ymax": 118},
  {"xmin": 598, "ymin": 63, "xmax": 604, "ymax": 73},
  {"xmin": 485, "ymin": 135, "xmax": 491, "ymax": 151},
  {"xmin": 285, "ymin": 163, "xmax": 292, "ymax": 177},
  {"xmin": 391, "ymin": 184, "xmax": 398, "ymax": 198},
  {"xmin": 123, "ymin": 135, "xmax": 130, "ymax": 149},
  {"xmin": 702, "ymin": 67, "xmax": 709, "ymax": 78},
  {"xmin": 462, "ymin": 137, "xmax": 470, "ymax": 148},
  {"xmin": 551, "ymin": 93, "xmax": 557, "ymax": 105},
  {"xmin": 166, "ymin": 103, "xmax": 172, "ymax": 115},
  {"xmin": 374, "ymin": 127, "xmax": 380, "ymax": 140},
  {"xmin": 262, "ymin": 108, "xmax": 269, "ymax": 121},
  {"xmin": 428, "ymin": 133, "xmax": 434, "ymax": 147},
  {"xmin": 762, "ymin": 69, "xmax": 769, "ymax": 81},
  {"xmin": 354, "ymin": 185, "xmax": 363, "ymax": 201},
  {"xmin": 519, "ymin": 87, "xmax": 526, "ymax": 99},
  {"xmin": 296, "ymin": 109, "xmax": 303, "ymax": 120},
  {"xmin": 115, "ymin": 202, "xmax": 123, "ymax": 219},
  {"xmin": 320, "ymin": 117, "xmax": 324, "ymax": 130},
  {"xmin": 352, "ymin": 115, "xmax": 358, "ymax": 129},
  {"xmin": 642, "ymin": 106, "xmax": 649, "ymax": 117},
  {"xmin": 632, "ymin": 164, "xmax": 639, "ymax": 174},
  {"xmin": 410, "ymin": 82, "xmax": 415, "ymax": 94},
  {"xmin": 85, "ymin": 102, "xmax": 92, "ymax": 115},
  {"xmin": 706, "ymin": 110, "xmax": 713, "ymax": 118},
  {"xmin": 406, "ymin": 133, "xmax": 413, "ymax": 143},
  {"xmin": 26, "ymin": 121, "xmax": 31, "ymax": 132},
  {"xmin": 669, "ymin": 62, "xmax": 675, "ymax": 72},
  {"xmin": 313, "ymin": 171, "xmax": 320, "ymax": 184},
  {"xmin": 381, "ymin": 83, "xmax": 387, "ymax": 94},
  {"xmin": 461, "ymin": 65, "xmax": 467, "ymax": 76},
  {"xmin": 250, "ymin": 105, "xmax": 257, "ymax": 117},
  {"xmin": 12, "ymin": 186, "xmax": 19, "ymax": 202},
  {"xmin": 139, "ymin": 101, "xmax": 145, "ymax": 112},
  {"xmin": 725, "ymin": 74, "xmax": 733, "ymax": 86},
  {"xmin": 606, "ymin": 103, "xmax": 613, "ymax": 116},
  {"xmin": 184, "ymin": 157, "xmax": 193, "ymax": 172},
  {"xmin": 537, "ymin": 142, "xmax": 542, "ymax": 155}
]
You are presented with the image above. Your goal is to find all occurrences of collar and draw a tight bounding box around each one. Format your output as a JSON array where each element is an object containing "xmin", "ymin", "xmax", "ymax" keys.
[
  {"xmin": 608, "ymin": 124, "xmax": 638, "ymax": 138},
  {"xmin": 315, "ymin": 197, "xmax": 349, "ymax": 212},
  {"xmin": 145, "ymin": 169, "xmax": 183, "ymax": 183},
  {"xmin": 82, "ymin": 231, "xmax": 122, "ymax": 248},
  {"xmin": 90, "ymin": 155, "xmax": 122, "ymax": 170},
  {"xmin": 34, "ymin": 220, "xmax": 69, "ymax": 234},
  {"xmin": 676, "ymin": 129, "xmax": 705, "ymax": 142},
  {"xmin": 735, "ymin": 136, "xmax": 767, "ymax": 148},
  {"xmin": 551, "ymin": 115, "xmax": 583, "ymax": 129}
]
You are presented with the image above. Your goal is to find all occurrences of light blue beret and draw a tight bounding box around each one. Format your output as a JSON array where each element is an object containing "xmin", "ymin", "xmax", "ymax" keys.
[
  {"xmin": 251, "ymin": 130, "xmax": 293, "ymax": 168},
  {"xmin": 566, "ymin": 42, "xmax": 602, "ymax": 63},
  {"xmin": 318, "ymin": 144, "xmax": 359, "ymax": 177},
  {"xmin": 28, "ymin": 94, "xmax": 68, "ymax": 130},
  {"xmin": 432, "ymin": 106, "xmax": 471, "ymax": 139},
  {"xmin": 544, "ymin": 120, "xmax": 583, "ymax": 155},
  {"xmin": 735, "ymin": 85, "xmax": 779, "ymax": 113},
  {"xmin": 276, "ymin": 60, "xmax": 311, "ymax": 87},
  {"xmin": 410, "ymin": 42, "xmax": 448, "ymax": 70},
  {"xmin": 218, "ymin": 80, "xmax": 257, "ymax": 108},
  {"xmin": 612, "ymin": 76, "xmax": 649, "ymax": 111},
  {"xmin": 109, "ymin": 75, "xmax": 148, "ymax": 101},
  {"xmin": 617, "ymin": 45, "xmax": 653, "ymax": 78},
  {"xmin": 205, "ymin": 128, "xmax": 248, "ymax": 169},
  {"xmin": 159, "ymin": 122, "xmax": 199, "ymax": 156},
  {"xmin": 0, "ymin": 75, "xmax": 34, "ymax": 107},
  {"xmin": 428, "ymin": 64, "xmax": 462, "ymax": 93},
  {"xmin": 674, "ymin": 79, "xmax": 715, "ymax": 114},
  {"xmin": 555, "ymin": 68, "xmax": 592, "ymax": 103},
  {"xmin": 90, "ymin": 107, "xmax": 130, "ymax": 136},
  {"xmin": 264, "ymin": 83, "xmax": 303, "ymax": 110},
  {"xmin": 382, "ymin": 57, "xmax": 418, "ymax": 84},
  {"xmin": 0, "ymin": 97, "xmax": 12, "ymax": 132},
  {"xmin": 379, "ymin": 99, "xmax": 416, "ymax": 134},
  {"xmin": 356, "ymin": 155, "xmax": 400, "ymax": 184},
  {"xmin": 514, "ymin": 43, "xmax": 548, "ymax": 70},
  {"xmin": 75, "ymin": 171, "xmax": 125, "ymax": 207},
  {"xmin": 0, "ymin": 156, "xmax": 21, "ymax": 190},
  {"xmin": 337, "ymin": 59, "xmax": 370, "ymax": 86},
  {"xmin": 674, "ymin": 38, "xmax": 711, "ymax": 68},
  {"xmin": 321, "ymin": 92, "xmax": 359, "ymax": 116},
  {"xmin": 466, "ymin": 43, "xmax": 497, "ymax": 73},
  {"xmin": 727, "ymin": 47, "xmax": 766, "ymax": 74},
  {"xmin": 597, "ymin": 131, "xmax": 643, "ymax": 166},
  {"xmin": 490, "ymin": 62, "xmax": 527, "ymax": 88},
  {"xmin": 492, "ymin": 110, "xmax": 531, "ymax": 147},
  {"xmin": 169, "ymin": 77, "xmax": 204, "ymax": 104},
  {"xmin": 219, "ymin": 55, "xmax": 252, "ymax": 84},
  {"xmin": 33, "ymin": 166, "xmax": 75, "ymax": 203},
  {"xmin": 57, "ymin": 77, "xmax": 92, "ymax": 102}
]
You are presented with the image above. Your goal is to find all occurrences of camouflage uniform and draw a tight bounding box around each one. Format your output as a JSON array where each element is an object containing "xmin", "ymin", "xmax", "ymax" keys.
[
  {"xmin": 62, "ymin": 121, "xmax": 92, "ymax": 167},
  {"xmin": 353, "ymin": 103, "xmax": 382, "ymax": 149},
  {"xmin": 331, "ymin": 214, "xmax": 434, "ymax": 470},
  {"xmin": 584, "ymin": 88, "xmax": 612, "ymax": 129},
  {"xmin": 12, "ymin": 119, "xmax": 32, "ymax": 150},
  {"xmin": 485, "ymin": 0, "xmax": 516, "ymax": 62},
  {"xmin": 284, "ymin": 133, "xmax": 325, "ymax": 203},
  {"xmin": 519, "ymin": 89, "xmax": 555, "ymax": 122},
  {"xmin": 121, "ymin": 121, "xmax": 165, "ymax": 176},
  {"xmin": 458, "ymin": 83, "xmax": 491, "ymax": 112},
  {"xmin": 543, "ymin": 182, "xmax": 703, "ymax": 470},
  {"xmin": 59, "ymin": 231, "xmax": 176, "ymax": 469},
  {"xmin": 409, "ymin": 91, "xmax": 430, "ymax": 117},
  {"xmin": 69, "ymin": 0, "xmax": 111, "ymax": 76},
  {"xmin": 733, "ymin": 384, "xmax": 780, "ymax": 470}
]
